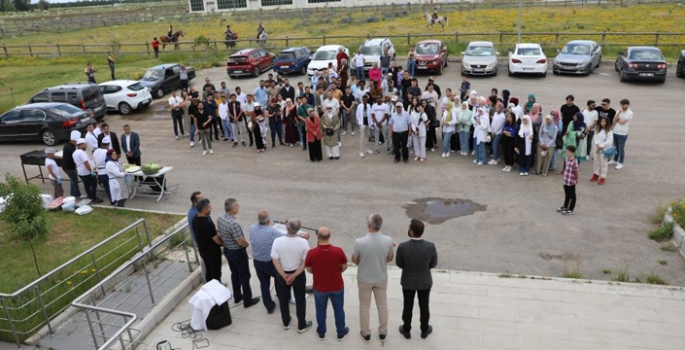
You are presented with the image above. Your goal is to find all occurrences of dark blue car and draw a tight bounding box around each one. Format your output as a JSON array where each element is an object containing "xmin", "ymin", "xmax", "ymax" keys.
[{"xmin": 273, "ymin": 47, "xmax": 312, "ymax": 75}]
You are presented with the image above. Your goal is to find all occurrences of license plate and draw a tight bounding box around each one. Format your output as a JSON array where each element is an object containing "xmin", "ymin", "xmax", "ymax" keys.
[
  {"xmin": 639, "ymin": 73, "xmax": 654, "ymax": 77},
  {"xmin": 417, "ymin": 66, "xmax": 427, "ymax": 69},
  {"xmin": 473, "ymin": 69, "xmax": 484, "ymax": 73},
  {"xmin": 280, "ymin": 66, "xmax": 289, "ymax": 69},
  {"xmin": 523, "ymin": 68, "xmax": 534, "ymax": 71},
  {"xmin": 81, "ymin": 117, "xmax": 92, "ymax": 124},
  {"xmin": 234, "ymin": 70, "xmax": 242, "ymax": 74}
]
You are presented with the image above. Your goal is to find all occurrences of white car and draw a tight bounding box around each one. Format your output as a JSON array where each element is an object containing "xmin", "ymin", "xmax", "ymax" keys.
[
  {"xmin": 98, "ymin": 80, "xmax": 153, "ymax": 115},
  {"xmin": 358, "ymin": 38, "xmax": 395, "ymax": 73},
  {"xmin": 307, "ymin": 45, "xmax": 349, "ymax": 77},
  {"xmin": 508, "ymin": 43, "xmax": 548, "ymax": 77}
]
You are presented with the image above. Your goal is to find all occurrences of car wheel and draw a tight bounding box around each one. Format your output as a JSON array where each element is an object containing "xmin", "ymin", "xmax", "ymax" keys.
[
  {"xmin": 614, "ymin": 61, "xmax": 619, "ymax": 72},
  {"xmin": 541, "ymin": 71, "xmax": 547, "ymax": 78},
  {"xmin": 301, "ymin": 65, "xmax": 307, "ymax": 75},
  {"xmin": 42, "ymin": 129, "xmax": 57, "ymax": 146},
  {"xmin": 252, "ymin": 67, "xmax": 259, "ymax": 77},
  {"xmin": 444, "ymin": 54, "xmax": 448, "ymax": 67},
  {"xmin": 619, "ymin": 70, "xmax": 627, "ymax": 82},
  {"xmin": 119, "ymin": 102, "xmax": 132, "ymax": 115},
  {"xmin": 155, "ymin": 88, "xmax": 164, "ymax": 99},
  {"xmin": 584, "ymin": 64, "xmax": 592, "ymax": 76},
  {"xmin": 676, "ymin": 60, "xmax": 683, "ymax": 78},
  {"xmin": 437, "ymin": 61, "xmax": 444, "ymax": 75},
  {"xmin": 658, "ymin": 78, "xmax": 666, "ymax": 84}
]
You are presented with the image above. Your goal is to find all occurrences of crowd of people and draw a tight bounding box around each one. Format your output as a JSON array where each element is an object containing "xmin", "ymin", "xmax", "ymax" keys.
[{"xmin": 188, "ymin": 192, "xmax": 438, "ymax": 342}]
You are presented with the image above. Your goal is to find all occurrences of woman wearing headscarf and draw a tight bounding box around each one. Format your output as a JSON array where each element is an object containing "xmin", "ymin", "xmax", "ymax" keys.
[
  {"xmin": 305, "ymin": 110, "xmax": 323, "ymax": 162},
  {"xmin": 548, "ymin": 110, "xmax": 564, "ymax": 171},
  {"xmin": 105, "ymin": 149, "xmax": 129, "ymax": 207},
  {"xmin": 561, "ymin": 112, "xmax": 587, "ymax": 167},
  {"xmin": 474, "ymin": 105, "xmax": 490, "ymax": 165},
  {"xmin": 440, "ymin": 101, "xmax": 458, "ymax": 158},
  {"xmin": 282, "ymin": 98, "xmax": 299, "ymax": 146},
  {"xmin": 524, "ymin": 93, "xmax": 536, "ymax": 114},
  {"xmin": 252, "ymin": 102, "xmax": 267, "ymax": 152},
  {"xmin": 502, "ymin": 89, "xmax": 511, "ymax": 106},
  {"xmin": 489, "ymin": 102, "xmax": 506, "ymax": 165},
  {"xmin": 509, "ymin": 97, "xmax": 523, "ymax": 121},
  {"xmin": 515, "ymin": 115, "xmax": 534, "ymax": 176},
  {"xmin": 456, "ymin": 101, "xmax": 472, "ymax": 156},
  {"xmin": 421, "ymin": 99, "xmax": 437, "ymax": 152},
  {"xmin": 535, "ymin": 115, "xmax": 557, "ymax": 176},
  {"xmin": 411, "ymin": 104, "xmax": 429, "ymax": 162},
  {"xmin": 502, "ymin": 111, "xmax": 519, "ymax": 172},
  {"xmin": 589, "ymin": 116, "xmax": 613, "ymax": 185},
  {"xmin": 321, "ymin": 105, "xmax": 341, "ymax": 160}
]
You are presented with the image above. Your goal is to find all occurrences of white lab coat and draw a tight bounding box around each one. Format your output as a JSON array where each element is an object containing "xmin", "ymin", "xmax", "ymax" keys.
[{"xmin": 106, "ymin": 160, "xmax": 128, "ymax": 202}]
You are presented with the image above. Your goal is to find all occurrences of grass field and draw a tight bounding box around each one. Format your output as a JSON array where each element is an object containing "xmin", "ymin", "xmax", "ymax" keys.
[{"xmin": 0, "ymin": 3, "xmax": 684, "ymax": 114}]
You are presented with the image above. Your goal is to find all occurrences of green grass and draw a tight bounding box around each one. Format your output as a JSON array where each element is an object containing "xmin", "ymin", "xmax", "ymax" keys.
[
  {"xmin": 649, "ymin": 204, "xmax": 669, "ymax": 226},
  {"xmin": 658, "ymin": 260, "xmax": 668, "ymax": 266},
  {"xmin": 562, "ymin": 263, "xmax": 583, "ymax": 279},
  {"xmin": 612, "ymin": 270, "xmax": 630, "ymax": 282},
  {"xmin": 0, "ymin": 209, "xmax": 182, "ymax": 342},
  {"xmin": 645, "ymin": 273, "xmax": 667, "ymax": 285},
  {"xmin": 660, "ymin": 244, "xmax": 678, "ymax": 252},
  {"xmin": 648, "ymin": 222, "xmax": 674, "ymax": 242}
]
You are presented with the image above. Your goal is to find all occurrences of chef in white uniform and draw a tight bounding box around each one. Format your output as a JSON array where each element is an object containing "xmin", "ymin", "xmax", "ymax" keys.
[
  {"xmin": 105, "ymin": 149, "xmax": 129, "ymax": 207},
  {"xmin": 93, "ymin": 136, "xmax": 112, "ymax": 204}
]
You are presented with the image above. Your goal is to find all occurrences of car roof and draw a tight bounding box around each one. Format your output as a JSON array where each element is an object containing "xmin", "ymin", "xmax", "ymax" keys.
[
  {"xmin": 627, "ymin": 46, "xmax": 661, "ymax": 51},
  {"xmin": 231, "ymin": 48, "xmax": 260, "ymax": 56},
  {"xmin": 149, "ymin": 63, "xmax": 179, "ymax": 70},
  {"xmin": 417, "ymin": 40, "xmax": 442, "ymax": 45},
  {"xmin": 516, "ymin": 43, "xmax": 541, "ymax": 48},
  {"xmin": 42, "ymin": 83, "xmax": 97, "ymax": 90},
  {"xmin": 467, "ymin": 41, "xmax": 495, "ymax": 46},
  {"xmin": 15, "ymin": 102, "xmax": 73, "ymax": 109},
  {"xmin": 99, "ymin": 80, "xmax": 140, "ymax": 86},
  {"xmin": 564, "ymin": 40, "xmax": 596, "ymax": 46},
  {"xmin": 316, "ymin": 45, "xmax": 345, "ymax": 51},
  {"xmin": 362, "ymin": 38, "xmax": 389, "ymax": 46},
  {"xmin": 279, "ymin": 47, "xmax": 308, "ymax": 53}
]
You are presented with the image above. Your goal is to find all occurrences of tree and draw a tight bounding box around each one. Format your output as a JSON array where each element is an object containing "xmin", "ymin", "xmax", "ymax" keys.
[
  {"xmin": 12, "ymin": 0, "xmax": 29, "ymax": 12},
  {"xmin": 0, "ymin": 174, "xmax": 48, "ymax": 277},
  {"xmin": 37, "ymin": 0, "xmax": 49, "ymax": 11}
]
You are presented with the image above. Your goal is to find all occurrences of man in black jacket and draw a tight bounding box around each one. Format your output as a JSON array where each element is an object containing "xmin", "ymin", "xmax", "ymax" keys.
[
  {"xmin": 396, "ymin": 219, "xmax": 438, "ymax": 340},
  {"xmin": 279, "ymin": 79, "xmax": 295, "ymax": 102},
  {"xmin": 97, "ymin": 123, "xmax": 122, "ymax": 156}
]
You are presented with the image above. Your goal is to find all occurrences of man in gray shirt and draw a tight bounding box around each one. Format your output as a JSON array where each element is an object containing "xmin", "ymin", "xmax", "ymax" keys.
[
  {"xmin": 396, "ymin": 219, "xmax": 437, "ymax": 340},
  {"xmin": 352, "ymin": 213, "xmax": 394, "ymax": 343}
]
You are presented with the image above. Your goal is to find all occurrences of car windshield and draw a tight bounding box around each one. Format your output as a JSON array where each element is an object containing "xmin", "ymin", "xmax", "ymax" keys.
[
  {"xmin": 561, "ymin": 44, "xmax": 591, "ymax": 55},
  {"xmin": 466, "ymin": 46, "xmax": 495, "ymax": 56},
  {"xmin": 313, "ymin": 50, "xmax": 336, "ymax": 60},
  {"xmin": 230, "ymin": 56, "xmax": 248, "ymax": 62},
  {"xmin": 142, "ymin": 69, "xmax": 163, "ymax": 80},
  {"xmin": 48, "ymin": 105, "xmax": 82, "ymax": 117},
  {"xmin": 277, "ymin": 52, "xmax": 296, "ymax": 60},
  {"xmin": 127, "ymin": 83, "xmax": 145, "ymax": 91},
  {"xmin": 517, "ymin": 47, "xmax": 541, "ymax": 56},
  {"xmin": 629, "ymin": 49, "xmax": 663, "ymax": 61},
  {"xmin": 361, "ymin": 46, "xmax": 382, "ymax": 56},
  {"xmin": 82, "ymin": 86, "xmax": 100, "ymax": 100},
  {"xmin": 416, "ymin": 43, "xmax": 440, "ymax": 55}
]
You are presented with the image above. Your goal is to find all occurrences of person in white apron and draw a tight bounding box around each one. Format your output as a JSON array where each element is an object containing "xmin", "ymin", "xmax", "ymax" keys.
[{"xmin": 105, "ymin": 149, "xmax": 130, "ymax": 207}]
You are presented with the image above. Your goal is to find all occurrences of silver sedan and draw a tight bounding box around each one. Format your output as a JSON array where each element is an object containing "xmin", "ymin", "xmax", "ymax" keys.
[{"xmin": 553, "ymin": 40, "xmax": 602, "ymax": 76}]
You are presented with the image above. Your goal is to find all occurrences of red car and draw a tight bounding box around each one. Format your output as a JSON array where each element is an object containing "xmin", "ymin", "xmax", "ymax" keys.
[
  {"xmin": 415, "ymin": 40, "xmax": 449, "ymax": 75},
  {"xmin": 226, "ymin": 48, "xmax": 275, "ymax": 78}
]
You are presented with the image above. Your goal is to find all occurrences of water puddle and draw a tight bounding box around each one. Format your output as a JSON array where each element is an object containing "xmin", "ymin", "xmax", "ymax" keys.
[{"xmin": 402, "ymin": 197, "xmax": 487, "ymax": 224}]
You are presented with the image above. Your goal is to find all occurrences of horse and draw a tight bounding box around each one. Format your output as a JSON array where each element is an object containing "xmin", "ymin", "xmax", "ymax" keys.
[
  {"xmin": 257, "ymin": 30, "xmax": 267, "ymax": 47},
  {"xmin": 160, "ymin": 30, "xmax": 184, "ymax": 51},
  {"xmin": 424, "ymin": 12, "xmax": 448, "ymax": 30}
]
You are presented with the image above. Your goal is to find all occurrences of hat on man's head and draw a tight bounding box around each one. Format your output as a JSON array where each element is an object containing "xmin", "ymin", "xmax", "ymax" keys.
[
  {"xmin": 387, "ymin": 73, "xmax": 393, "ymax": 76},
  {"xmin": 70, "ymin": 130, "xmax": 81, "ymax": 141},
  {"xmin": 102, "ymin": 136, "xmax": 111, "ymax": 144},
  {"xmin": 45, "ymin": 148, "xmax": 56, "ymax": 154},
  {"xmin": 76, "ymin": 138, "xmax": 87, "ymax": 145},
  {"xmin": 391, "ymin": 96, "xmax": 398, "ymax": 102},
  {"xmin": 395, "ymin": 102, "xmax": 403, "ymax": 107},
  {"xmin": 253, "ymin": 102, "xmax": 261, "ymax": 107}
]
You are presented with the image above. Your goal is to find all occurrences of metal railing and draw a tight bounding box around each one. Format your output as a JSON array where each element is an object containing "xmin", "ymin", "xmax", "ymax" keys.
[
  {"xmin": 71, "ymin": 221, "xmax": 197, "ymax": 350},
  {"xmin": 0, "ymin": 219, "xmax": 154, "ymax": 347}
]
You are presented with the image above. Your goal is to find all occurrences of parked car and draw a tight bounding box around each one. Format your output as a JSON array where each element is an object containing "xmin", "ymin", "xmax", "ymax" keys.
[
  {"xmin": 98, "ymin": 80, "xmax": 152, "ymax": 115},
  {"xmin": 614, "ymin": 46, "xmax": 667, "ymax": 83},
  {"xmin": 139, "ymin": 63, "xmax": 196, "ymax": 99},
  {"xmin": 461, "ymin": 41, "xmax": 498, "ymax": 76},
  {"xmin": 307, "ymin": 44, "xmax": 349, "ymax": 77},
  {"xmin": 0, "ymin": 103, "xmax": 93, "ymax": 146},
  {"xmin": 553, "ymin": 40, "xmax": 602, "ymax": 76},
  {"xmin": 508, "ymin": 43, "xmax": 548, "ymax": 77},
  {"xmin": 358, "ymin": 38, "xmax": 395, "ymax": 73},
  {"xmin": 677, "ymin": 49, "xmax": 685, "ymax": 79},
  {"xmin": 415, "ymin": 40, "xmax": 448, "ymax": 75},
  {"xmin": 226, "ymin": 48, "xmax": 275, "ymax": 78},
  {"xmin": 28, "ymin": 83, "xmax": 106, "ymax": 120},
  {"xmin": 273, "ymin": 47, "xmax": 312, "ymax": 75}
]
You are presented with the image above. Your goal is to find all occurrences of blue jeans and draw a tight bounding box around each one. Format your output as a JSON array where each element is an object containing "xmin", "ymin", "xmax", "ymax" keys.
[
  {"xmin": 549, "ymin": 147, "xmax": 558, "ymax": 169},
  {"xmin": 313, "ymin": 288, "xmax": 346, "ymax": 336},
  {"xmin": 253, "ymin": 260, "xmax": 277, "ymax": 312},
  {"xmin": 355, "ymin": 66, "xmax": 364, "ymax": 79},
  {"xmin": 189, "ymin": 123, "xmax": 196, "ymax": 142},
  {"xmin": 64, "ymin": 169, "xmax": 81, "ymax": 197},
  {"xmin": 221, "ymin": 119, "xmax": 234, "ymax": 140},
  {"xmin": 442, "ymin": 131, "xmax": 453, "ymax": 154},
  {"xmin": 269, "ymin": 119, "xmax": 284, "ymax": 145},
  {"xmin": 407, "ymin": 60, "xmax": 416, "ymax": 76},
  {"xmin": 476, "ymin": 142, "xmax": 487, "ymax": 163},
  {"xmin": 459, "ymin": 131, "xmax": 470, "ymax": 153},
  {"xmin": 491, "ymin": 133, "xmax": 503, "ymax": 160},
  {"xmin": 613, "ymin": 134, "xmax": 628, "ymax": 164}
]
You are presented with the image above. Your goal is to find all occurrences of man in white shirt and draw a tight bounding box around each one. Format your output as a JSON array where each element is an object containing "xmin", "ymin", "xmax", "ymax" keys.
[
  {"xmin": 611, "ymin": 99, "xmax": 633, "ymax": 170},
  {"xmin": 235, "ymin": 87, "xmax": 247, "ymax": 105},
  {"xmin": 73, "ymin": 138, "xmax": 102, "ymax": 204},
  {"xmin": 168, "ymin": 90, "xmax": 185, "ymax": 140},
  {"xmin": 357, "ymin": 95, "xmax": 373, "ymax": 158},
  {"xmin": 323, "ymin": 91, "xmax": 340, "ymax": 116},
  {"xmin": 271, "ymin": 219, "xmax": 313, "ymax": 333},
  {"xmin": 582, "ymin": 100, "xmax": 599, "ymax": 158},
  {"xmin": 353, "ymin": 50, "xmax": 365, "ymax": 80},
  {"xmin": 85, "ymin": 123, "xmax": 98, "ymax": 153},
  {"xmin": 371, "ymin": 96, "xmax": 390, "ymax": 154},
  {"xmin": 218, "ymin": 98, "xmax": 233, "ymax": 142},
  {"xmin": 422, "ymin": 84, "xmax": 439, "ymax": 108},
  {"xmin": 45, "ymin": 148, "xmax": 63, "ymax": 198},
  {"xmin": 93, "ymin": 137, "xmax": 112, "ymax": 205}
]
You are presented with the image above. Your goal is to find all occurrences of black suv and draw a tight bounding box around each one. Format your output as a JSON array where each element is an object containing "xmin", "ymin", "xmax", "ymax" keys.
[
  {"xmin": 139, "ymin": 63, "xmax": 196, "ymax": 99},
  {"xmin": 28, "ymin": 83, "xmax": 107, "ymax": 120}
]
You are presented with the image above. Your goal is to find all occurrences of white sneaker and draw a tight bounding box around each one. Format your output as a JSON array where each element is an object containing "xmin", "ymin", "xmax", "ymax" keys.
[
  {"xmin": 502, "ymin": 166, "xmax": 508, "ymax": 172},
  {"xmin": 477, "ymin": 162, "xmax": 483, "ymax": 165},
  {"xmin": 608, "ymin": 160, "xmax": 617, "ymax": 165},
  {"xmin": 446, "ymin": 153, "xmax": 450, "ymax": 158},
  {"xmin": 441, "ymin": 153, "xmax": 445, "ymax": 158},
  {"xmin": 524, "ymin": 172, "xmax": 529, "ymax": 176},
  {"xmin": 209, "ymin": 149, "xmax": 214, "ymax": 155},
  {"xmin": 506, "ymin": 167, "xmax": 512, "ymax": 172},
  {"xmin": 79, "ymin": 194, "xmax": 88, "ymax": 199},
  {"xmin": 351, "ymin": 131, "xmax": 356, "ymax": 136},
  {"xmin": 176, "ymin": 135, "xmax": 179, "ymax": 140},
  {"xmin": 338, "ymin": 142, "xmax": 342, "ymax": 147},
  {"xmin": 488, "ymin": 159, "xmax": 498, "ymax": 165},
  {"xmin": 366, "ymin": 149, "xmax": 373, "ymax": 154},
  {"xmin": 473, "ymin": 159, "xmax": 477, "ymax": 163},
  {"xmin": 359, "ymin": 152, "xmax": 365, "ymax": 158},
  {"xmin": 615, "ymin": 163, "xmax": 623, "ymax": 170},
  {"xmin": 189, "ymin": 141, "xmax": 195, "ymax": 147},
  {"xmin": 471, "ymin": 151, "xmax": 475, "ymax": 156},
  {"xmin": 342, "ymin": 131, "xmax": 347, "ymax": 136},
  {"xmin": 202, "ymin": 151, "xmax": 207, "ymax": 156}
]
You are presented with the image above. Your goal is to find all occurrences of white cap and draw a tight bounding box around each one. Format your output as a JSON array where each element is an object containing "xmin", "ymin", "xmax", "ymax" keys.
[
  {"xmin": 102, "ymin": 136, "xmax": 111, "ymax": 144},
  {"xmin": 76, "ymin": 138, "xmax": 87, "ymax": 145},
  {"xmin": 253, "ymin": 102, "xmax": 261, "ymax": 107},
  {"xmin": 70, "ymin": 130, "xmax": 81, "ymax": 141},
  {"xmin": 45, "ymin": 148, "xmax": 56, "ymax": 154},
  {"xmin": 395, "ymin": 102, "xmax": 403, "ymax": 107}
]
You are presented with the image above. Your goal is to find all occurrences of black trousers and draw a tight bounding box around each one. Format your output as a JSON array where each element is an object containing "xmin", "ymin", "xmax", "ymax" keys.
[
  {"xmin": 563, "ymin": 185, "xmax": 577, "ymax": 211},
  {"xmin": 392, "ymin": 131, "xmax": 409, "ymax": 161},
  {"xmin": 200, "ymin": 250, "xmax": 222, "ymax": 283},
  {"xmin": 308, "ymin": 139, "xmax": 322, "ymax": 161},
  {"xmin": 79, "ymin": 174, "xmax": 98, "ymax": 201},
  {"xmin": 126, "ymin": 156, "xmax": 141, "ymax": 166},
  {"xmin": 253, "ymin": 125, "xmax": 265, "ymax": 150},
  {"xmin": 224, "ymin": 248, "xmax": 253, "ymax": 302},
  {"xmin": 402, "ymin": 288, "xmax": 431, "ymax": 333},
  {"xmin": 275, "ymin": 271, "xmax": 307, "ymax": 330},
  {"xmin": 172, "ymin": 110, "xmax": 184, "ymax": 136},
  {"xmin": 503, "ymin": 136, "xmax": 516, "ymax": 166},
  {"xmin": 180, "ymin": 79, "xmax": 188, "ymax": 91},
  {"xmin": 426, "ymin": 124, "xmax": 438, "ymax": 149}
]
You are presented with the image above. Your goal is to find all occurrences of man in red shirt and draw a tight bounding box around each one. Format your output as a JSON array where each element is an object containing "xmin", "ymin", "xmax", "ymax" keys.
[
  {"xmin": 305, "ymin": 227, "xmax": 350, "ymax": 341},
  {"xmin": 152, "ymin": 37, "xmax": 160, "ymax": 58}
]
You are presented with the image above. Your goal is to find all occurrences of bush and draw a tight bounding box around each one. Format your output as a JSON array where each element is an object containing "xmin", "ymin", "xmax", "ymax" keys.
[
  {"xmin": 648, "ymin": 222, "xmax": 674, "ymax": 242},
  {"xmin": 0, "ymin": 173, "xmax": 48, "ymax": 241},
  {"xmin": 645, "ymin": 273, "xmax": 666, "ymax": 285},
  {"xmin": 671, "ymin": 200, "xmax": 685, "ymax": 228}
]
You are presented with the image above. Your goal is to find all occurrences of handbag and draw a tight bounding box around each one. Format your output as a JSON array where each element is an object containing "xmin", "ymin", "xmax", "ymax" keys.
[
  {"xmin": 431, "ymin": 120, "xmax": 440, "ymax": 128},
  {"xmin": 602, "ymin": 145, "xmax": 617, "ymax": 159},
  {"xmin": 325, "ymin": 128, "xmax": 335, "ymax": 136}
]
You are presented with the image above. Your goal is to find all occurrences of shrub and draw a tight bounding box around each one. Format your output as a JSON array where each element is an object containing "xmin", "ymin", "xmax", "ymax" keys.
[
  {"xmin": 648, "ymin": 222, "xmax": 674, "ymax": 242},
  {"xmin": 671, "ymin": 200, "xmax": 685, "ymax": 228},
  {"xmin": 645, "ymin": 273, "xmax": 666, "ymax": 285},
  {"xmin": 612, "ymin": 270, "xmax": 630, "ymax": 282}
]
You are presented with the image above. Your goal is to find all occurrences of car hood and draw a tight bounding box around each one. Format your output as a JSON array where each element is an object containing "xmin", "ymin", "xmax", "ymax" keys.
[
  {"xmin": 365, "ymin": 55, "xmax": 381, "ymax": 63},
  {"xmin": 308, "ymin": 59, "xmax": 335, "ymax": 70},
  {"xmin": 462, "ymin": 55, "xmax": 497, "ymax": 65},
  {"xmin": 554, "ymin": 53, "xmax": 590, "ymax": 63},
  {"xmin": 139, "ymin": 79, "xmax": 160, "ymax": 88},
  {"xmin": 416, "ymin": 54, "xmax": 441, "ymax": 60}
]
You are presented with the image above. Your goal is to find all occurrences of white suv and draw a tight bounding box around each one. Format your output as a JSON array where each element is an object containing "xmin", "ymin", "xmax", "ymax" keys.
[{"xmin": 358, "ymin": 38, "xmax": 395, "ymax": 73}]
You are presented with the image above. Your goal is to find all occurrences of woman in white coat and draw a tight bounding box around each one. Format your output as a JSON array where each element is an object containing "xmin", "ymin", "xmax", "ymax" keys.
[
  {"xmin": 411, "ymin": 104, "xmax": 429, "ymax": 162},
  {"xmin": 474, "ymin": 106, "xmax": 490, "ymax": 165},
  {"xmin": 589, "ymin": 116, "xmax": 614, "ymax": 186},
  {"xmin": 105, "ymin": 149, "xmax": 129, "ymax": 207}
]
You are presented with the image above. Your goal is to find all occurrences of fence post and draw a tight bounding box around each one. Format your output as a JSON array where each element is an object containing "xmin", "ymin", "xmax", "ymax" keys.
[
  {"xmin": 323, "ymin": 35, "xmax": 326, "ymax": 46},
  {"xmin": 285, "ymin": 36, "xmax": 289, "ymax": 47},
  {"xmin": 555, "ymin": 32, "xmax": 559, "ymax": 48},
  {"xmin": 407, "ymin": 33, "xmax": 410, "ymax": 47},
  {"xmin": 500, "ymin": 32, "xmax": 503, "ymax": 45},
  {"xmin": 1, "ymin": 297, "xmax": 21, "ymax": 349},
  {"xmin": 655, "ymin": 32, "xmax": 660, "ymax": 46},
  {"xmin": 146, "ymin": 41, "xmax": 150, "ymax": 56},
  {"xmin": 601, "ymin": 31, "xmax": 606, "ymax": 47},
  {"xmin": 28, "ymin": 44, "xmax": 33, "ymax": 58},
  {"xmin": 3, "ymin": 44, "xmax": 8, "ymax": 58},
  {"xmin": 57, "ymin": 44, "xmax": 61, "ymax": 56},
  {"xmin": 455, "ymin": 31, "xmax": 459, "ymax": 44},
  {"xmin": 82, "ymin": 43, "xmax": 86, "ymax": 53}
]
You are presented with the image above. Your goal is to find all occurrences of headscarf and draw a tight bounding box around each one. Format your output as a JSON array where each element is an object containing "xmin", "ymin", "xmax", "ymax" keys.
[
  {"xmin": 518, "ymin": 115, "xmax": 533, "ymax": 138},
  {"xmin": 510, "ymin": 97, "xmax": 519, "ymax": 106},
  {"xmin": 445, "ymin": 101, "xmax": 454, "ymax": 122},
  {"xmin": 574, "ymin": 112, "xmax": 586, "ymax": 129},
  {"xmin": 529, "ymin": 103, "xmax": 541, "ymax": 123},
  {"xmin": 502, "ymin": 89, "xmax": 510, "ymax": 105},
  {"xmin": 525, "ymin": 93, "xmax": 536, "ymax": 113},
  {"xmin": 105, "ymin": 149, "xmax": 116, "ymax": 163},
  {"xmin": 460, "ymin": 101, "xmax": 469, "ymax": 110},
  {"xmin": 551, "ymin": 110, "xmax": 561, "ymax": 125},
  {"xmin": 542, "ymin": 114, "xmax": 556, "ymax": 137}
]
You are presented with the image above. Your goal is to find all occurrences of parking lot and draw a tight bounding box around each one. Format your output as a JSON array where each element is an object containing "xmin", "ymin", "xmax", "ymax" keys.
[{"xmin": 2, "ymin": 60, "xmax": 685, "ymax": 284}]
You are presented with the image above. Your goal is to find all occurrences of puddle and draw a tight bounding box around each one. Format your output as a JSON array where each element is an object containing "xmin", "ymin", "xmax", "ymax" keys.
[{"xmin": 402, "ymin": 197, "xmax": 487, "ymax": 224}]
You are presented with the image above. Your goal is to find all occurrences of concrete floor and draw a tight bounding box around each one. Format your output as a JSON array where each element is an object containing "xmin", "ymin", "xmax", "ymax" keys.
[{"xmin": 2, "ymin": 61, "xmax": 685, "ymax": 285}]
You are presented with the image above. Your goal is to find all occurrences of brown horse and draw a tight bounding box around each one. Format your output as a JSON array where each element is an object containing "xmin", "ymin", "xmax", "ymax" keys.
[{"xmin": 160, "ymin": 30, "xmax": 184, "ymax": 51}]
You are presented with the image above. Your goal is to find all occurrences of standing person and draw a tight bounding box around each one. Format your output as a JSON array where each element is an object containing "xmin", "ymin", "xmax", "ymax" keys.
[
  {"xmin": 489, "ymin": 102, "xmax": 506, "ymax": 165},
  {"xmin": 561, "ymin": 112, "xmax": 587, "ymax": 167},
  {"xmin": 396, "ymin": 219, "xmax": 437, "ymax": 340},
  {"xmin": 596, "ymin": 98, "xmax": 617, "ymax": 124},
  {"xmin": 558, "ymin": 146, "xmax": 579, "ymax": 215},
  {"xmin": 204, "ymin": 94, "xmax": 220, "ymax": 141},
  {"xmin": 406, "ymin": 47, "xmax": 416, "ymax": 77},
  {"xmin": 73, "ymin": 138, "xmax": 102, "ymax": 203},
  {"xmin": 85, "ymin": 63, "xmax": 97, "ymax": 84},
  {"xmin": 228, "ymin": 94, "xmax": 246, "ymax": 147},
  {"xmin": 306, "ymin": 110, "xmax": 324, "ymax": 162},
  {"xmin": 422, "ymin": 84, "xmax": 438, "ymax": 108},
  {"xmin": 352, "ymin": 214, "xmax": 394, "ymax": 343},
  {"xmin": 152, "ymin": 37, "xmax": 160, "ymax": 58},
  {"xmin": 62, "ymin": 131, "xmax": 83, "ymax": 199},
  {"xmin": 590, "ymin": 117, "xmax": 614, "ymax": 185},
  {"xmin": 218, "ymin": 96, "xmax": 234, "ymax": 143},
  {"xmin": 107, "ymin": 52, "xmax": 115, "ymax": 80},
  {"xmin": 515, "ymin": 116, "xmax": 534, "ymax": 176},
  {"xmin": 280, "ymin": 79, "xmax": 295, "ymax": 102},
  {"xmin": 524, "ymin": 94, "xmax": 536, "ymax": 114},
  {"xmin": 321, "ymin": 106, "xmax": 341, "ymax": 160},
  {"xmin": 93, "ymin": 137, "xmax": 113, "ymax": 205},
  {"xmin": 338, "ymin": 59, "xmax": 350, "ymax": 90},
  {"xmin": 340, "ymin": 86, "xmax": 356, "ymax": 136},
  {"xmin": 97, "ymin": 123, "xmax": 121, "ymax": 156},
  {"xmin": 105, "ymin": 150, "xmax": 129, "ymax": 207},
  {"xmin": 266, "ymin": 98, "xmax": 285, "ymax": 147},
  {"xmin": 297, "ymin": 96, "xmax": 312, "ymax": 150},
  {"xmin": 535, "ymin": 115, "xmax": 557, "ymax": 176},
  {"xmin": 169, "ymin": 90, "xmax": 185, "ymax": 140},
  {"xmin": 353, "ymin": 50, "xmax": 365, "ymax": 79},
  {"xmin": 271, "ymin": 219, "xmax": 313, "ymax": 333},
  {"xmin": 459, "ymin": 75, "xmax": 470, "ymax": 102},
  {"xmin": 440, "ymin": 101, "xmax": 457, "ymax": 158},
  {"xmin": 252, "ymin": 102, "xmax": 267, "ymax": 153},
  {"xmin": 474, "ymin": 106, "xmax": 490, "ymax": 165},
  {"xmin": 179, "ymin": 65, "xmax": 189, "ymax": 91},
  {"xmin": 456, "ymin": 101, "xmax": 472, "ymax": 156},
  {"xmin": 45, "ymin": 148, "xmax": 64, "ymax": 198},
  {"xmin": 582, "ymin": 100, "xmax": 598, "ymax": 158},
  {"xmin": 194, "ymin": 102, "xmax": 213, "ymax": 155},
  {"xmin": 218, "ymin": 198, "xmax": 261, "ymax": 308},
  {"xmin": 389, "ymin": 102, "xmax": 412, "ymax": 164},
  {"xmin": 380, "ymin": 48, "xmax": 391, "ymax": 76},
  {"xmin": 192, "ymin": 199, "xmax": 223, "ymax": 282},
  {"xmin": 501, "ymin": 111, "xmax": 519, "ymax": 172},
  {"xmin": 242, "ymin": 94, "xmax": 256, "ymax": 147},
  {"xmin": 548, "ymin": 110, "xmax": 564, "ymax": 171},
  {"xmin": 356, "ymin": 95, "xmax": 372, "ymax": 158},
  {"xmin": 120, "ymin": 124, "xmax": 141, "ymax": 166},
  {"xmin": 305, "ymin": 227, "xmax": 350, "ymax": 341},
  {"xmin": 336, "ymin": 47, "xmax": 349, "ymax": 73},
  {"xmin": 282, "ymin": 99, "xmax": 299, "ymax": 147},
  {"xmin": 254, "ymin": 80, "xmax": 268, "ymax": 107},
  {"xmin": 611, "ymin": 99, "xmax": 633, "ymax": 170},
  {"xmin": 85, "ymin": 123, "xmax": 98, "ymax": 153},
  {"xmin": 560, "ymin": 94, "xmax": 581, "ymax": 134},
  {"xmin": 410, "ymin": 104, "xmax": 428, "ymax": 162},
  {"xmin": 371, "ymin": 96, "xmax": 390, "ymax": 155}
]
